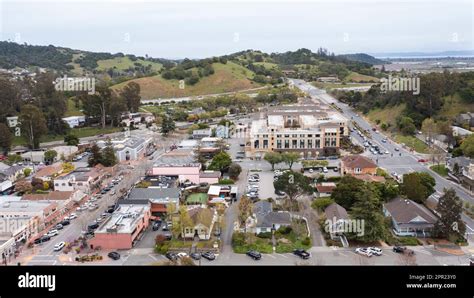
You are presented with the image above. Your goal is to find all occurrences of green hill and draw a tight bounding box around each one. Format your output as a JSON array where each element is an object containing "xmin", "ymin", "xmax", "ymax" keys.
[{"xmin": 112, "ymin": 61, "xmax": 261, "ymax": 99}]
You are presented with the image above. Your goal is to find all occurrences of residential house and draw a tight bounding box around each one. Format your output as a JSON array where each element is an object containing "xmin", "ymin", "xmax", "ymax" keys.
[
  {"xmin": 455, "ymin": 112, "xmax": 474, "ymax": 130},
  {"xmin": 245, "ymin": 201, "xmax": 292, "ymax": 234},
  {"xmin": 0, "ymin": 164, "xmax": 31, "ymax": 192},
  {"xmin": 383, "ymin": 198, "xmax": 438, "ymax": 237},
  {"xmin": 341, "ymin": 155, "xmax": 377, "ymax": 175},
  {"xmin": 460, "ymin": 163, "xmax": 474, "ymax": 193},
  {"xmin": 182, "ymin": 207, "xmax": 216, "ymax": 240},
  {"xmin": 314, "ymin": 182, "xmax": 337, "ymax": 198},
  {"xmin": 33, "ymin": 164, "xmax": 63, "ymax": 182},
  {"xmin": 324, "ymin": 202, "xmax": 349, "ymax": 241}
]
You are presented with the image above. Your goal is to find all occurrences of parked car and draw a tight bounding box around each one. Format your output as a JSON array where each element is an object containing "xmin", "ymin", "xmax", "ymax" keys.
[
  {"xmin": 55, "ymin": 224, "xmax": 64, "ymax": 230},
  {"xmin": 190, "ymin": 252, "xmax": 201, "ymax": 260},
  {"xmin": 293, "ymin": 249, "xmax": 311, "ymax": 259},
  {"xmin": 355, "ymin": 247, "xmax": 372, "ymax": 257},
  {"xmin": 393, "ymin": 246, "xmax": 415, "ymax": 256},
  {"xmin": 40, "ymin": 235, "xmax": 51, "ymax": 243},
  {"xmin": 322, "ymin": 167, "xmax": 328, "ymax": 173},
  {"xmin": 275, "ymin": 190, "xmax": 286, "ymax": 196},
  {"xmin": 60, "ymin": 220, "xmax": 70, "ymax": 226},
  {"xmin": 246, "ymin": 250, "xmax": 262, "ymax": 260},
  {"xmin": 152, "ymin": 221, "xmax": 162, "ymax": 231},
  {"xmin": 165, "ymin": 252, "xmax": 178, "ymax": 261},
  {"xmin": 394, "ymin": 147, "xmax": 400, "ymax": 151},
  {"xmin": 309, "ymin": 168, "xmax": 314, "ymax": 173},
  {"xmin": 368, "ymin": 247, "xmax": 383, "ymax": 256},
  {"xmin": 88, "ymin": 223, "xmax": 99, "ymax": 230},
  {"xmin": 176, "ymin": 252, "xmax": 188, "ymax": 258},
  {"xmin": 108, "ymin": 251, "xmax": 121, "ymax": 260},
  {"xmin": 418, "ymin": 159, "xmax": 428, "ymax": 163},
  {"xmin": 162, "ymin": 224, "xmax": 169, "ymax": 231},
  {"xmin": 67, "ymin": 213, "xmax": 77, "ymax": 220},
  {"xmin": 47, "ymin": 229, "xmax": 59, "ymax": 237},
  {"xmin": 333, "ymin": 167, "xmax": 338, "ymax": 172},
  {"xmin": 53, "ymin": 242, "xmax": 66, "ymax": 251},
  {"xmin": 201, "ymin": 251, "xmax": 216, "ymax": 261}
]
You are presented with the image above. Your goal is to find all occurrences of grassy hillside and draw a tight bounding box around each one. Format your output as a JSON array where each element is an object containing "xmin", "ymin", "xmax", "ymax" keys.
[
  {"xmin": 438, "ymin": 93, "xmax": 474, "ymax": 120},
  {"xmin": 345, "ymin": 71, "xmax": 379, "ymax": 83},
  {"xmin": 366, "ymin": 103, "xmax": 406, "ymax": 130},
  {"xmin": 112, "ymin": 61, "xmax": 260, "ymax": 99},
  {"xmin": 96, "ymin": 56, "xmax": 162, "ymax": 72}
]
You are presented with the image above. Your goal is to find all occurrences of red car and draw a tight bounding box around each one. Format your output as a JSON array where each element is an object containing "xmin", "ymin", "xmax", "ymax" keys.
[
  {"xmin": 0, "ymin": 155, "xmax": 6, "ymax": 161},
  {"xmin": 418, "ymin": 159, "xmax": 428, "ymax": 163}
]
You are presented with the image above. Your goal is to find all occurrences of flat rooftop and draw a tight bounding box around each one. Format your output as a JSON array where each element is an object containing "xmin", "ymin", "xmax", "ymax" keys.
[{"xmin": 95, "ymin": 204, "xmax": 150, "ymax": 234}]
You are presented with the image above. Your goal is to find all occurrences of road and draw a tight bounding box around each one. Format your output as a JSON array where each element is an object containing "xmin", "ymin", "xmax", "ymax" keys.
[{"xmin": 290, "ymin": 79, "xmax": 474, "ymax": 242}]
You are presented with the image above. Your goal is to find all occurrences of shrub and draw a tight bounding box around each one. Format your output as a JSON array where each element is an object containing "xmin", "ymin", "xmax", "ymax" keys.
[
  {"xmin": 218, "ymin": 178, "xmax": 234, "ymax": 185},
  {"xmin": 257, "ymin": 232, "xmax": 272, "ymax": 239},
  {"xmin": 396, "ymin": 237, "xmax": 420, "ymax": 246},
  {"xmin": 301, "ymin": 237, "xmax": 311, "ymax": 246},
  {"xmin": 277, "ymin": 226, "xmax": 292, "ymax": 235},
  {"xmin": 311, "ymin": 198, "xmax": 334, "ymax": 211}
]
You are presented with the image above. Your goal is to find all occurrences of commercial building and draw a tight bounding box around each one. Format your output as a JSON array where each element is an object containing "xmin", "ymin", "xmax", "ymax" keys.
[
  {"xmin": 97, "ymin": 137, "xmax": 153, "ymax": 162},
  {"xmin": 89, "ymin": 204, "xmax": 151, "ymax": 250},
  {"xmin": 0, "ymin": 200, "xmax": 59, "ymax": 233},
  {"xmin": 246, "ymin": 105, "xmax": 348, "ymax": 159},
  {"xmin": 120, "ymin": 188, "xmax": 180, "ymax": 218},
  {"xmin": 53, "ymin": 166, "xmax": 112, "ymax": 194}
]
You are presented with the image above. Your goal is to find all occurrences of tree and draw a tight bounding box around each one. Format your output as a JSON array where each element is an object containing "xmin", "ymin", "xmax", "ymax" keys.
[
  {"xmin": 0, "ymin": 123, "xmax": 13, "ymax": 152},
  {"xmin": 120, "ymin": 82, "xmax": 141, "ymax": 113},
  {"xmin": 237, "ymin": 195, "xmax": 253, "ymax": 228},
  {"xmin": 100, "ymin": 139, "xmax": 117, "ymax": 167},
  {"xmin": 273, "ymin": 171, "xmax": 311, "ymax": 202},
  {"xmin": 264, "ymin": 152, "xmax": 283, "ymax": 170},
  {"xmin": 453, "ymin": 163, "xmax": 461, "ymax": 176},
  {"xmin": 88, "ymin": 144, "xmax": 102, "ymax": 167},
  {"xmin": 434, "ymin": 188, "xmax": 466, "ymax": 242},
  {"xmin": 421, "ymin": 118, "xmax": 437, "ymax": 146},
  {"xmin": 160, "ymin": 115, "xmax": 176, "ymax": 136},
  {"xmin": 23, "ymin": 168, "xmax": 32, "ymax": 177},
  {"xmin": 44, "ymin": 150, "xmax": 58, "ymax": 164},
  {"xmin": 20, "ymin": 104, "xmax": 47, "ymax": 149},
  {"xmin": 61, "ymin": 162, "xmax": 75, "ymax": 173},
  {"xmin": 398, "ymin": 116, "xmax": 416, "ymax": 135},
  {"xmin": 281, "ymin": 152, "xmax": 300, "ymax": 170},
  {"xmin": 80, "ymin": 84, "xmax": 112, "ymax": 129},
  {"xmin": 400, "ymin": 172, "xmax": 435, "ymax": 203},
  {"xmin": 348, "ymin": 188, "xmax": 387, "ymax": 242},
  {"xmin": 174, "ymin": 206, "xmax": 193, "ymax": 241},
  {"xmin": 64, "ymin": 134, "xmax": 79, "ymax": 146},
  {"xmin": 228, "ymin": 163, "xmax": 242, "ymax": 179},
  {"xmin": 208, "ymin": 151, "xmax": 232, "ymax": 173},
  {"xmin": 330, "ymin": 176, "xmax": 368, "ymax": 209},
  {"xmin": 460, "ymin": 134, "xmax": 474, "ymax": 158},
  {"xmin": 14, "ymin": 180, "xmax": 32, "ymax": 194}
]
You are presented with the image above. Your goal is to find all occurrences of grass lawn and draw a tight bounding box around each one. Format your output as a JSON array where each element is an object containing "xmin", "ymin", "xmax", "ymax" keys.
[
  {"xmin": 186, "ymin": 193, "xmax": 209, "ymax": 205},
  {"xmin": 430, "ymin": 164, "xmax": 448, "ymax": 177},
  {"xmin": 394, "ymin": 134, "xmax": 429, "ymax": 154},
  {"xmin": 12, "ymin": 126, "xmax": 123, "ymax": 146}
]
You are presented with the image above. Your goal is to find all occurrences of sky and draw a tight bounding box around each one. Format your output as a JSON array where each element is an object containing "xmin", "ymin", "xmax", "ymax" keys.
[{"xmin": 0, "ymin": 0, "xmax": 472, "ymax": 59}]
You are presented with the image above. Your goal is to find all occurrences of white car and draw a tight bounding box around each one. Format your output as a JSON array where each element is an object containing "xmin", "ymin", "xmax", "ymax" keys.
[
  {"xmin": 368, "ymin": 247, "xmax": 383, "ymax": 256},
  {"xmin": 309, "ymin": 169, "xmax": 314, "ymax": 173},
  {"xmin": 384, "ymin": 150, "xmax": 389, "ymax": 154},
  {"xmin": 53, "ymin": 242, "xmax": 66, "ymax": 251},
  {"xmin": 322, "ymin": 167, "xmax": 328, "ymax": 173},
  {"xmin": 176, "ymin": 252, "xmax": 188, "ymax": 258},
  {"xmin": 68, "ymin": 213, "xmax": 77, "ymax": 220},
  {"xmin": 355, "ymin": 248, "xmax": 373, "ymax": 257},
  {"xmin": 47, "ymin": 229, "xmax": 59, "ymax": 237}
]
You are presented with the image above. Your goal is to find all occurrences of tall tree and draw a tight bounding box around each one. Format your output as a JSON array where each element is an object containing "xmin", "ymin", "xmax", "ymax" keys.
[
  {"xmin": 273, "ymin": 171, "xmax": 311, "ymax": 202},
  {"xmin": 460, "ymin": 134, "xmax": 474, "ymax": 158},
  {"xmin": 100, "ymin": 139, "xmax": 117, "ymax": 167},
  {"xmin": 421, "ymin": 118, "xmax": 437, "ymax": 146},
  {"xmin": 434, "ymin": 188, "xmax": 466, "ymax": 242},
  {"xmin": 19, "ymin": 104, "xmax": 47, "ymax": 149},
  {"xmin": 160, "ymin": 115, "xmax": 176, "ymax": 136},
  {"xmin": 281, "ymin": 152, "xmax": 300, "ymax": 170},
  {"xmin": 348, "ymin": 189, "xmax": 387, "ymax": 242},
  {"xmin": 401, "ymin": 172, "xmax": 435, "ymax": 203},
  {"xmin": 64, "ymin": 134, "xmax": 79, "ymax": 146},
  {"xmin": 264, "ymin": 152, "xmax": 283, "ymax": 170},
  {"xmin": 228, "ymin": 163, "xmax": 242, "ymax": 179},
  {"xmin": 0, "ymin": 123, "xmax": 13, "ymax": 153},
  {"xmin": 120, "ymin": 82, "xmax": 141, "ymax": 113},
  {"xmin": 237, "ymin": 195, "xmax": 253, "ymax": 229},
  {"xmin": 44, "ymin": 150, "xmax": 58, "ymax": 164},
  {"xmin": 331, "ymin": 176, "xmax": 368, "ymax": 209},
  {"xmin": 208, "ymin": 151, "xmax": 232, "ymax": 173},
  {"xmin": 88, "ymin": 143, "xmax": 102, "ymax": 167}
]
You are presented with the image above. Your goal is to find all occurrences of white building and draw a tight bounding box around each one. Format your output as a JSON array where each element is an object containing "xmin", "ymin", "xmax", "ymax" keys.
[
  {"xmin": 62, "ymin": 116, "xmax": 86, "ymax": 128},
  {"xmin": 97, "ymin": 137, "xmax": 153, "ymax": 162}
]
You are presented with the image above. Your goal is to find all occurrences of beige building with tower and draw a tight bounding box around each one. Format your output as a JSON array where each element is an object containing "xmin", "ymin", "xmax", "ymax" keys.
[{"xmin": 246, "ymin": 105, "xmax": 348, "ymax": 159}]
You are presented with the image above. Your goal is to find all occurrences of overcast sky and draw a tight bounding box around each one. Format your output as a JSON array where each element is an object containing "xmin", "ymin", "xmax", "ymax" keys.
[{"xmin": 0, "ymin": 0, "xmax": 472, "ymax": 59}]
